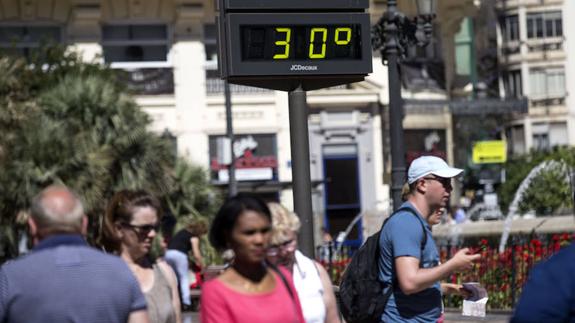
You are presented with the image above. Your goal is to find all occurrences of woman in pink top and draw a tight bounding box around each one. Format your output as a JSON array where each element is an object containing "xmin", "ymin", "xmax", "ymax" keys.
[{"xmin": 201, "ymin": 195, "xmax": 305, "ymax": 323}]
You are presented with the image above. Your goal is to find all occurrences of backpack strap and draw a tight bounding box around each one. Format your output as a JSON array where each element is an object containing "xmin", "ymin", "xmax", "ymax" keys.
[
  {"xmin": 379, "ymin": 206, "xmax": 430, "ymax": 297},
  {"xmin": 382, "ymin": 206, "xmax": 427, "ymax": 256}
]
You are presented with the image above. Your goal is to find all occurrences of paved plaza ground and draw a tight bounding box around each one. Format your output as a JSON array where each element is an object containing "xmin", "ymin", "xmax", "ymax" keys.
[
  {"xmin": 443, "ymin": 309, "xmax": 511, "ymax": 323},
  {"xmin": 182, "ymin": 309, "xmax": 512, "ymax": 322}
]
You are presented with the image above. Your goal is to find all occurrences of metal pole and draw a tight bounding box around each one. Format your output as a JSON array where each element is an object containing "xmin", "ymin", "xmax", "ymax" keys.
[
  {"xmin": 288, "ymin": 85, "xmax": 315, "ymax": 258},
  {"xmin": 384, "ymin": 0, "xmax": 407, "ymax": 210},
  {"xmin": 224, "ymin": 80, "xmax": 237, "ymax": 197}
]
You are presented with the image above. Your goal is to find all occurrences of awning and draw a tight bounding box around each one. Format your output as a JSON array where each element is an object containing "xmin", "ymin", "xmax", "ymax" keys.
[
  {"xmin": 450, "ymin": 98, "xmax": 528, "ymax": 115},
  {"xmin": 211, "ymin": 180, "xmax": 325, "ymax": 193},
  {"xmin": 402, "ymin": 98, "xmax": 528, "ymax": 115}
]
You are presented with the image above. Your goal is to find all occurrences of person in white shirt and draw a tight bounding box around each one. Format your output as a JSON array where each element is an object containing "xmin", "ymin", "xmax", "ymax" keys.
[{"xmin": 266, "ymin": 202, "xmax": 341, "ymax": 323}]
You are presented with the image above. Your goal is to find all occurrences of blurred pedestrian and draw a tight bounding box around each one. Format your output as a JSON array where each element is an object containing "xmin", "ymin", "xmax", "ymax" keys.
[
  {"xmin": 164, "ymin": 220, "xmax": 208, "ymax": 311},
  {"xmin": 318, "ymin": 226, "xmax": 334, "ymax": 264},
  {"xmin": 0, "ymin": 185, "xmax": 149, "ymax": 323},
  {"xmin": 454, "ymin": 204, "xmax": 466, "ymax": 224},
  {"xmin": 511, "ymin": 243, "xmax": 575, "ymax": 322},
  {"xmin": 321, "ymin": 226, "xmax": 333, "ymax": 244},
  {"xmin": 101, "ymin": 189, "xmax": 181, "ymax": 323},
  {"xmin": 266, "ymin": 202, "xmax": 340, "ymax": 323},
  {"xmin": 379, "ymin": 156, "xmax": 480, "ymax": 322},
  {"xmin": 201, "ymin": 195, "xmax": 305, "ymax": 323}
]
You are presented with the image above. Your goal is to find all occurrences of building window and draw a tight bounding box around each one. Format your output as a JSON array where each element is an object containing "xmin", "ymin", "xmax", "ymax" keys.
[
  {"xmin": 0, "ymin": 25, "xmax": 61, "ymax": 59},
  {"xmin": 502, "ymin": 15, "xmax": 519, "ymax": 42},
  {"xmin": 527, "ymin": 11, "xmax": 562, "ymax": 39},
  {"xmin": 531, "ymin": 122, "xmax": 567, "ymax": 151},
  {"xmin": 549, "ymin": 122, "xmax": 568, "ymax": 147},
  {"xmin": 102, "ymin": 24, "xmax": 173, "ymax": 94},
  {"xmin": 507, "ymin": 125, "xmax": 525, "ymax": 156},
  {"xmin": 532, "ymin": 132, "xmax": 549, "ymax": 151},
  {"xmin": 503, "ymin": 70, "xmax": 522, "ymax": 98},
  {"xmin": 529, "ymin": 67, "xmax": 565, "ymax": 100},
  {"xmin": 102, "ymin": 24, "xmax": 169, "ymax": 64},
  {"xmin": 532, "ymin": 123, "xmax": 550, "ymax": 151}
]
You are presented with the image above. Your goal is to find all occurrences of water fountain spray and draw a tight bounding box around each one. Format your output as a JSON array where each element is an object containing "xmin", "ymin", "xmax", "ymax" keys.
[{"xmin": 498, "ymin": 160, "xmax": 570, "ymax": 253}]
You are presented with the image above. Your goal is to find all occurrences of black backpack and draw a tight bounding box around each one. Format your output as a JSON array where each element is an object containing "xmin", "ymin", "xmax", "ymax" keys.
[{"xmin": 338, "ymin": 207, "xmax": 427, "ymax": 323}]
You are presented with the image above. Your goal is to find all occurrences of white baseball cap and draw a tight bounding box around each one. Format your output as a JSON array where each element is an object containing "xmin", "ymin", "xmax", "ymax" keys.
[{"xmin": 407, "ymin": 156, "xmax": 463, "ymax": 184}]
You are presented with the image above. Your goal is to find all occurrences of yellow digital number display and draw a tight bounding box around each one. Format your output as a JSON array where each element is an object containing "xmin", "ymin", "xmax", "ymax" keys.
[
  {"xmin": 273, "ymin": 28, "xmax": 291, "ymax": 59},
  {"xmin": 335, "ymin": 27, "xmax": 351, "ymax": 45},
  {"xmin": 241, "ymin": 25, "xmax": 361, "ymax": 61},
  {"xmin": 309, "ymin": 28, "xmax": 327, "ymax": 59}
]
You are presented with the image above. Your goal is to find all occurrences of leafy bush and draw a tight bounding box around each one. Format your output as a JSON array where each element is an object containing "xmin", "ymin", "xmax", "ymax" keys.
[{"xmin": 498, "ymin": 147, "xmax": 575, "ymax": 216}]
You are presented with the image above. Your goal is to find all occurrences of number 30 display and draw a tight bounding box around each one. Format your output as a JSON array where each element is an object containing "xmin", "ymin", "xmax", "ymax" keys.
[
  {"xmin": 240, "ymin": 24, "xmax": 362, "ymax": 61},
  {"xmin": 273, "ymin": 27, "xmax": 352, "ymax": 59}
]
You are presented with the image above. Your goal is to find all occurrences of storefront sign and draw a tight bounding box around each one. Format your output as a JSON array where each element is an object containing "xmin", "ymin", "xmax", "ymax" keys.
[
  {"xmin": 472, "ymin": 140, "xmax": 507, "ymax": 164},
  {"xmin": 209, "ymin": 134, "xmax": 278, "ymax": 182},
  {"xmin": 405, "ymin": 129, "xmax": 447, "ymax": 164}
]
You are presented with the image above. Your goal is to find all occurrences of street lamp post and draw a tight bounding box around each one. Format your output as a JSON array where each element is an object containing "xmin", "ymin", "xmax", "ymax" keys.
[
  {"xmin": 224, "ymin": 80, "xmax": 237, "ymax": 197},
  {"xmin": 373, "ymin": 0, "xmax": 436, "ymax": 210}
]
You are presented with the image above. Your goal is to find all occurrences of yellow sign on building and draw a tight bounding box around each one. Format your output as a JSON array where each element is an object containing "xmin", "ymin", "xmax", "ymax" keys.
[{"xmin": 472, "ymin": 140, "xmax": 507, "ymax": 164}]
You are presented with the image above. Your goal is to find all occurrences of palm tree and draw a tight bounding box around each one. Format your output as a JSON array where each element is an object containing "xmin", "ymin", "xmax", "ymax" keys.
[
  {"xmin": 0, "ymin": 46, "xmax": 219, "ymax": 263},
  {"xmin": 165, "ymin": 159, "xmax": 221, "ymax": 221}
]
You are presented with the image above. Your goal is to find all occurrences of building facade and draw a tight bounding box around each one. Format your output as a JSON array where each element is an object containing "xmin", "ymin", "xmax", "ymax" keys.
[
  {"xmin": 497, "ymin": 0, "xmax": 573, "ymax": 154},
  {"xmin": 0, "ymin": 0, "xmax": 478, "ymax": 245}
]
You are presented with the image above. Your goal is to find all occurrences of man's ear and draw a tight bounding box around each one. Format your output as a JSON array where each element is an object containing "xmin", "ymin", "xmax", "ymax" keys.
[{"xmin": 416, "ymin": 178, "xmax": 428, "ymax": 193}]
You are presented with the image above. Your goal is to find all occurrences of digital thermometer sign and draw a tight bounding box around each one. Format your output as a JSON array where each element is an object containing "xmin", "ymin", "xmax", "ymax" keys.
[
  {"xmin": 217, "ymin": 0, "xmax": 372, "ymax": 90},
  {"xmin": 223, "ymin": 0, "xmax": 369, "ymax": 10}
]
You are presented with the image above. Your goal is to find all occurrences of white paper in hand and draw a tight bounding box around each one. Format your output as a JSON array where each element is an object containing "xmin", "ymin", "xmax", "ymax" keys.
[{"xmin": 461, "ymin": 282, "xmax": 488, "ymax": 317}]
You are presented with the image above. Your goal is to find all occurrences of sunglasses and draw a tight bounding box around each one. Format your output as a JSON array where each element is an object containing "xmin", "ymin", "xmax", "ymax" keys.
[
  {"xmin": 121, "ymin": 223, "xmax": 160, "ymax": 238},
  {"xmin": 423, "ymin": 176, "xmax": 452, "ymax": 188},
  {"xmin": 266, "ymin": 239, "xmax": 297, "ymax": 257}
]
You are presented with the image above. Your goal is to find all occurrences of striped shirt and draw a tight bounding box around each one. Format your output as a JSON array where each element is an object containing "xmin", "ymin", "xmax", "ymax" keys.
[{"xmin": 0, "ymin": 234, "xmax": 147, "ymax": 323}]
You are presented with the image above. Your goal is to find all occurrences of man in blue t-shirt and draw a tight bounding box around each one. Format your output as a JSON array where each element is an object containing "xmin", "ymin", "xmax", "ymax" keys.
[
  {"xmin": 0, "ymin": 186, "xmax": 149, "ymax": 323},
  {"xmin": 378, "ymin": 156, "xmax": 481, "ymax": 322}
]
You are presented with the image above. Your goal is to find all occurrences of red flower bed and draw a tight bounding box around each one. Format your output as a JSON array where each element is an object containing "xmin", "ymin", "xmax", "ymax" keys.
[
  {"xmin": 317, "ymin": 245, "xmax": 353, "ymax": 284},
  {"xmin": 318, "ymin": 233, "xmax": 574, "ymax": 310},
  {"xmin": 441, "ymin": 233, "xmax": 574, "ymax": 309}
]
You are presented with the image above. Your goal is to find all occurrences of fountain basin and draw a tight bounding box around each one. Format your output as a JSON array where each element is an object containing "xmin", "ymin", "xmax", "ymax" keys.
[{"xmin": 432, "ymin": 215, "xmax": 575, "ymax": 238}]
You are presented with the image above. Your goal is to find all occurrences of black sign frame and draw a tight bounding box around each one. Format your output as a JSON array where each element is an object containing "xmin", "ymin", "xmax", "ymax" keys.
[
  {"xmin": 217, "ymin": 0, "xmax": 372, "ymax": 91},
  {"xmin": 224, "ymin": 13, "xmax": 371, "ymax": 78},
  {"xmin": 224, "ymin": 0, "xmax": 369, "ymax": 10}
]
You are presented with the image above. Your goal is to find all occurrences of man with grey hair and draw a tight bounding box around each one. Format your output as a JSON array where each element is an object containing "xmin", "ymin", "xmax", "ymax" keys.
[{"xmin": 0, "ymin": 185, "xmax": 149, "ymax": 323}]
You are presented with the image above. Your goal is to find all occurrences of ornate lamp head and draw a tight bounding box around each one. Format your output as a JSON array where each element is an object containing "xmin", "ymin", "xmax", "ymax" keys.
[{"xmin": 415, "ymin": 0, "xmax": 435, "ymax": 16}]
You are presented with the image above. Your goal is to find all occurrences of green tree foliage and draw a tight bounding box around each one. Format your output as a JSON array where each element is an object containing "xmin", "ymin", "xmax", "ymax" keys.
[
  {"xmin": 165, "ymin": 159, "xmax": 222, "ymax": 222},
  {"xmin": 0, "ymin": 47, "xmax": 220, "ymax": 262},
  {"xmin": 498, "ymin": 147, "xmax": 575, "ymax": 216}
]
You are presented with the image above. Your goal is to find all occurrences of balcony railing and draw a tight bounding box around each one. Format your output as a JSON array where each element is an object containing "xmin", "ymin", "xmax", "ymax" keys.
[
  {"xmin": 531, "ymin": 96, "xmax": 565, "ymax": 107},
  {"xmin": 496, "ymin": 0, "xmax": 563, "ymax": 9},
  {"xmin": 116, "ymin": 67, "xmax": 174, "ymax": 95},
  {"xmin": 527, "ymin": 39, "xmax": 563, "ymax": 52},
  {"xmin": 206, "ymin": 77, "xmax": 272, "ymax": 95},
  {"xmin": 501, "ymin": 43, "xmax": 520, "ymax": 56}
]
